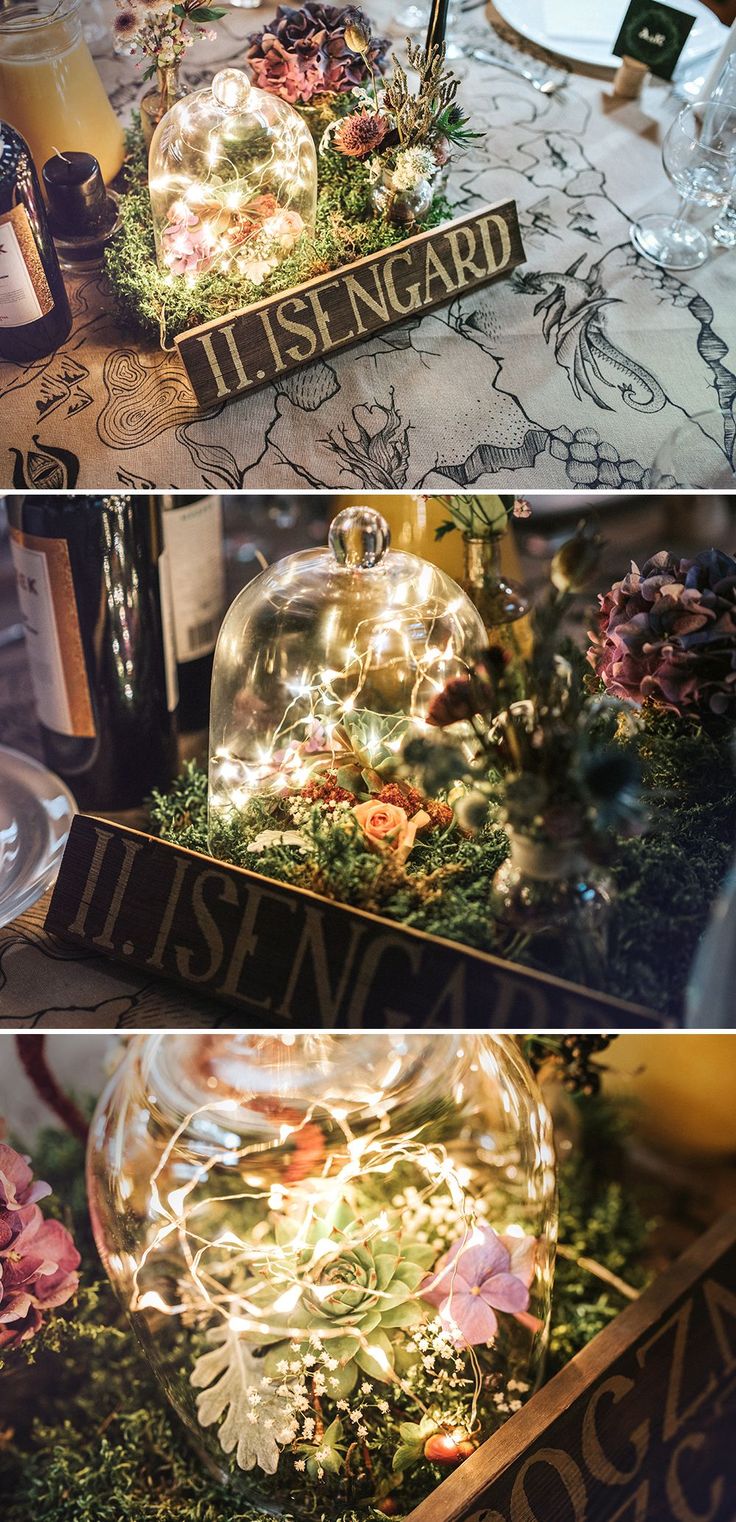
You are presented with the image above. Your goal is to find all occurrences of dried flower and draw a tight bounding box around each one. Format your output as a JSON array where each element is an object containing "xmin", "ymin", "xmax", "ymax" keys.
[
  {"xmin": 245, "ymin": 3, "xmax": 389, "ymax": 105},
  {"xmin": 513, "ymin": 497, "xmax": 532, "ymax": 519},
  {"xmin": 426, "ymin": 676, "xmax": 480, "ymax": 729},
  {"xmin": 113, "ymin": 9, "xmax": 140, "ymax": 42},
  {"xmin": 391, "ymin": 145, "xmax": 437, "ymax": 190},
  {"xmin": 301, "ymin": 773, "xmax": 357, "ymax": 806},
  {"xmin": 334, "ymin": 109, "xmax": 387, "ymax": 159},
  {"xmin": 422, "ymin": 1223, "xmax": 536, "ymax": 1347},
  {"xmin": 343, "ymin": 9, "xmax": 372, "ymax": 52},
  {"xmin": 454, "ymin": 789, "xmax": 489, "ymax": 833},
  {"xmin": 0, "ymin": 1143, "xmax": 79, "ymax": 1349},
  {"xmin": 589, "ymin": 548, "xmax": 736, "ymax": 718}
]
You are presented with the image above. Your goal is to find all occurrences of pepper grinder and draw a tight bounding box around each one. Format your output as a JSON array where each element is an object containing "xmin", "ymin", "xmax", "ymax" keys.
[{"xmin": 42, "ymin": 150, "xmax": 121, "ymax": 273}]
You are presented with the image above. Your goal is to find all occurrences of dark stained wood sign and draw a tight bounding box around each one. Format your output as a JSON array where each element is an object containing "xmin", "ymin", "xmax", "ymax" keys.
[
  {"xmin": 407, "ymin": 1210, "xmax": 736, "ymax": 1522},
  {"xmin": 175, "ymin": 200, "xmax": 525, "ymax": 406},
  {"xmin": 44, "ymin": 815, "xmax": 661, "ymax": 1028}
]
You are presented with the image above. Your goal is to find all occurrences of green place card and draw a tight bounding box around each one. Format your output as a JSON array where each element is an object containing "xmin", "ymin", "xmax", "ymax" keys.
[{"xmin": 613, "ymin": 0, "xmax": 696, "ymax": 78}]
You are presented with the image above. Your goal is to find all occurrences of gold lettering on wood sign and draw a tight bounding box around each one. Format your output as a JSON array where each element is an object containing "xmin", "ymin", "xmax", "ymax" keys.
[
  {"xmin": 176, "ymin": 201, "xmax": 525, "ymax": 406},
  {"xmin": 46, "ymin": 816, "xmax": 659, "ymax": 1026}
]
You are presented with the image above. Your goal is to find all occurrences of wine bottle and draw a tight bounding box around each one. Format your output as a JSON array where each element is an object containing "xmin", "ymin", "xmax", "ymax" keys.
[
  {"xmin": 8, "ymin": 495, "xmax": 179, "ymax": 811},
  {"xmin": 160, "ymin": 494, "xmax": 225, "ymax": 733},
  {"xmin": 0, "ymin": 122, "xmax": 72, "ymax": 363}
]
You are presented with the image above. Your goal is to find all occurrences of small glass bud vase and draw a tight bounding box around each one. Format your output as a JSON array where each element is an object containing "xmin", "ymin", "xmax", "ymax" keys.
[
  {"xmin": 140, "ymin": 63, "xmax": 187, "ymax": 152},
  {"xmin": 87, "ymin": 1032, "xmax": 557, "ymax": 1514},
  {"xmin": 461, "ymin": 535, "xmax": 531, "ymax": 658},
  {"xmin": 494, "ymin": 831, "xmax": 612, "ymax": 990},
  {"xmin": 370, "ymin": 164, "xmax": 434, "ymax": 227},
  {"xmin": 148, "ymin": 67, "xmax": 318, "ymax": 283}
]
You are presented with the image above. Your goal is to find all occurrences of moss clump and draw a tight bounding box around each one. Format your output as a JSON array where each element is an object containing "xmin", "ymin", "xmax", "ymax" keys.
[
  {"xmin": 105, "ymin": 122, "xmax": 452, "ymax": 343},
  {"xmin": 149, "ymin": 697, "xmax": 736, "ymax": 1021}
]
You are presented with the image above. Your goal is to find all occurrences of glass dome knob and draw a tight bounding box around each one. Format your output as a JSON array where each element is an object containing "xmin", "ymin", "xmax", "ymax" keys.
[
  {"xmin": 212, "ymin": 68, "xmax": 252, "ymax": 112},
  {"xmin": 328, "ymin": 507, "xmax": 391, "ymax": 569}
]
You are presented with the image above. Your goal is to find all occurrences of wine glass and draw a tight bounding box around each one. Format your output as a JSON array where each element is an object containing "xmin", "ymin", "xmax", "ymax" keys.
[
  {"xmin": 713, "ymin": 187, "xmax": 736, "ymax": 246},
  {"xmin": 706, "ymin": 53, "xmax": 736, "ymax": 247},
  {"xmin": 630, "ymin": 101, "xmax": 736, "ymax": 270},
  {"xmin": 650, "ymin": 411, "xmax": 736, "ymax": 489},
  {"xmin": 393, "ymin": 0, "xmax": 464, "ymax": 58}
]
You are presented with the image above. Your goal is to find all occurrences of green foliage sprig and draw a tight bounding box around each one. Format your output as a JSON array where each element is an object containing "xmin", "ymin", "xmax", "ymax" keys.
[{"xmin": 432, "ymin": 494, "xmax": 518, "ymax": 541}]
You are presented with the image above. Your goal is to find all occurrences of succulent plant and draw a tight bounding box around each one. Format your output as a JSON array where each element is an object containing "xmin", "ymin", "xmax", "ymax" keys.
[{"xmin": 259, "ymin": 1199, "xmax": 435, "ymax": 1395}]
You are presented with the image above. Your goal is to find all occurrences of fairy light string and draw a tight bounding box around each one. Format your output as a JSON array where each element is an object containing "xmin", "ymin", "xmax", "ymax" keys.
[
  {"xmin": 129, "ymin": 1094, "xmax": 507, "ymax": 1430},
  {"xmin": 149, "ymin": 69, "xmax": 316, "ymax": 287},
  {"xmin": 211, "ymin": 576, "xmax": 477, "ymax": 812}
]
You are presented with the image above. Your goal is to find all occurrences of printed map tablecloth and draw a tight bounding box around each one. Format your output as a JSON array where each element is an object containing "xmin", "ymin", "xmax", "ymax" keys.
[{"xmin": 0, "ymin": 1, "xmax": 734, "ymax": 490}]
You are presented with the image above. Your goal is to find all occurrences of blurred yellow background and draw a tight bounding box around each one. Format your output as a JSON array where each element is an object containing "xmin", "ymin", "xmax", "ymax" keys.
[{"xmin": 605, "ymin": 1034, "xmax": 736, "ymax": 1156}]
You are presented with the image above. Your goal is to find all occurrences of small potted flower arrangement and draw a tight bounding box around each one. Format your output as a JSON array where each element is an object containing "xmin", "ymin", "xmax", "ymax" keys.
[
  {"xmin": 431, "ymin": 493, "xmax": 533, "ymax": 656},
  {"xmin": 112, "ymin": 0, "xmax": 225, "ymax": 146},
  {"xmin": 404, "ymin": 523, "xmax": 647, "ymax": 988},
  {"xmin": 245, "ymin": 8, "xmax": 478, "ymax": 227},
  {"xmin": 324, "ymin": 37, "xmax": 480, "ymax": 226}
]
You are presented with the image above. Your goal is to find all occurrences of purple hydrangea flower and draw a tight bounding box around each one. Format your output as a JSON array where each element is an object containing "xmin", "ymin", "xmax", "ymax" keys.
[
  {"xmin": 245, "ymin": 3, "xmax": 389, "ymax": 105},
  {"xmin": 589, "ymin": 549, "xmax": 736, "ymax": 718},
  {"xmin": 422, "ymin": 1223, "xmax": 536, "ymax": 1347}
]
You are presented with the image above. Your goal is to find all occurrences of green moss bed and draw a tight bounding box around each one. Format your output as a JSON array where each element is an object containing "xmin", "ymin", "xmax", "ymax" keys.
[
  {"xmin": 149, "ymin": 706, "xmax": 736, "ymax": 1022},
  {"xmin": 0, "ymin": 1097, "xmax": 651, "ymax": 1521},
  {"xmin": 105, "ymin": 123, "xmax": 451, "ymax": 343}
]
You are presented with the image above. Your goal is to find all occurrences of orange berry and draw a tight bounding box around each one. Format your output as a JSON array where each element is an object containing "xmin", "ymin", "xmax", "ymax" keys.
[{"xmin": 423, "ymin": 1431, "xmax": 475, "ymax": 1466}]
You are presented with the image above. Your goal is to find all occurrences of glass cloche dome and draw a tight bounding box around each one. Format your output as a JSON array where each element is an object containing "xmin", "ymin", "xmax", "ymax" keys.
[
  {"xmin": 208, "ymin": 506, "xmax": 487, "ymax": 847},
  {"xmin": 148, "ymin": 68, "xmax": 317, "ymax": 283},
  {"xmin": 87, "ymin": 1032, "xmax": 557, "ymax": 1514}
]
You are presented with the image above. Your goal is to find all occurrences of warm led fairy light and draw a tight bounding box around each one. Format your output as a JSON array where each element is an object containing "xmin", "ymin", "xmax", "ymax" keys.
[
  {"xmin": 150, "ymin": 71, "xmax": 314, "ymax": 284},
  {"xmin": 127, "ymin": 1093, "xmax": 505, "ymax": 1423},
  {"xmin": 211, "ymin": 588, "xmax": 476, "ymax": 811}
]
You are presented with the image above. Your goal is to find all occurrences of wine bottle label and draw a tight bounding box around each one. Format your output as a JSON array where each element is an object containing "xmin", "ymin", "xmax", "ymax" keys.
[
  {"xmin": 0, "ymin": 205, "xmax": 54, "ymax": 328},
  {"xmin": 157, "ymin": 546, "xmax": 180, "ymax": 714},
  {"xmin": 162, "ymin": 497, "xmax": 225, "ymax": 662},
  {"xmin": 10, "ymin": 529, "xmax": 96, "ymax": 738}
]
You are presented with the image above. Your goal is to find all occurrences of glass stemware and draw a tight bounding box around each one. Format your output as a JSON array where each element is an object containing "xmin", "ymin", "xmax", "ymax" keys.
[
  {"xmin": 630, "ymin": 101, "xmax": 736, "ymax": 270},
  {"xmin": 394, "ymin": 0, "xmax": 464, "ymax": 58},
  {"xmin": 706, "ymin": 52, "xmax": 736, "ymax": 246}
]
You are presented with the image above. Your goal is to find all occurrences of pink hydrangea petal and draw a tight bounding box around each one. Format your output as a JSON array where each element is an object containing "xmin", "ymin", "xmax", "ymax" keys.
[
  {"xmin": 481, "ymin": 1271, "xmax": 530, "ymax": 1314},
  {"xmin": 0, "ymin": 1144, "xmax": 50, "ymax": 1210},
  {"xmin": 442, "ymin": 1289, "xmax": 499, "ymax": 1346},
  {"xmin": 423, "ymin": 1224, "xmax": 511, "ymax": 1307},
  {"xmin": 500, "ymin": 1233, "xmax": 537, "ymax": 1287}
]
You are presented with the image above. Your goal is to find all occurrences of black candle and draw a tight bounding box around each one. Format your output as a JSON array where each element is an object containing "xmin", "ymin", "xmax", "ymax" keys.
[
  {"xmin": 425, "ymin": 0, "xmax": 451, "ymax": 55},
  {"xmin": 42, "ymin": 151, "xmax": 108, "ymax": 233},
  {"xmin": 41, "ymin": 149, "xmax": 121, "ymax": 273}
]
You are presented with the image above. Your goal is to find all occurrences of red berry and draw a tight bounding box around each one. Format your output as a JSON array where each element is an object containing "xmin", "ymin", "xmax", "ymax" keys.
[
  {"xmin": 423, "ymin": 1431, "xmax": 475, "ymax": 1466},
  {"xmin": 377, "ymin": 1500, "xmax": 399, "ymax": 1515}
]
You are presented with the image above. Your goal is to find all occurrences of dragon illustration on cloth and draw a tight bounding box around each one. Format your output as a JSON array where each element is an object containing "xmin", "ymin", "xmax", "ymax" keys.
[{"xmin": 517, "ymin": 256, "xmax": 667, "ymax": 414}]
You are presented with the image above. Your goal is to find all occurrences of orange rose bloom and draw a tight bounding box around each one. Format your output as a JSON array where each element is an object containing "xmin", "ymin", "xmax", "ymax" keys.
[{"xmin": 353, "ymin": 799, "xmax": 430, "ymax": 862}]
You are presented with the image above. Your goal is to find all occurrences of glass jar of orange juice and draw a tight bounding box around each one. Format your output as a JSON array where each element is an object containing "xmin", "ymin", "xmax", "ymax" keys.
[{"xmin": 0, "ymin": 0, "xmax": 124, "ymax": 185}]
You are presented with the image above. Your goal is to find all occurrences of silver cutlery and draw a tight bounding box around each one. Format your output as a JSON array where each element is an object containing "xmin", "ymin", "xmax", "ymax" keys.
[{"xmin": 471, "ymin": 47, "xmax": 567, "ymax": 95}]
